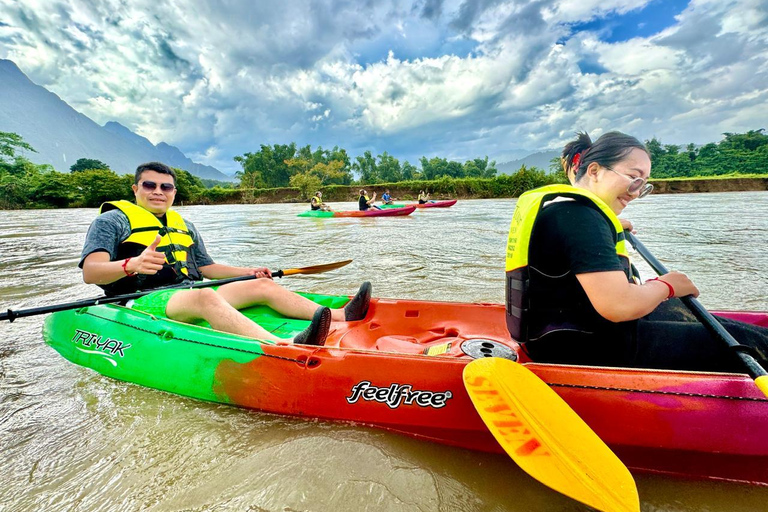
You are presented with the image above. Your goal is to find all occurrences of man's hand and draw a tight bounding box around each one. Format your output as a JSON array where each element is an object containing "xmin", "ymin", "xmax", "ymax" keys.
[
  {"xmin": 246, "ymin": 267, "xmax": 272, "ymax": 279},
  {"xmin": 127, "ymin": 235, "xmax": 165, "ymax": 275}
]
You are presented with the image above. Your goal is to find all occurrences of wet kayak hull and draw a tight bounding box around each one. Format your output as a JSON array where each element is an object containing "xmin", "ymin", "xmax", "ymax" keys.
[{"xmin": 43, "ymin": 295, "xmax": 768, "ymax": 486}]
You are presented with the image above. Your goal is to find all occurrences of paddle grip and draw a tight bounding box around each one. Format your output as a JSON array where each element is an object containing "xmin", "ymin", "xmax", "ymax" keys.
[{"xmin": 625, "ymin": 231, "xmax": 768, "ymax": 379}]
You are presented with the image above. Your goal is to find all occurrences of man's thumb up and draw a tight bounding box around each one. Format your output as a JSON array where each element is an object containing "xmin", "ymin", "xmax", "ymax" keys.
[{"xmin": 147, "ymin": 234, "xmax": 162, "ymax": 252}]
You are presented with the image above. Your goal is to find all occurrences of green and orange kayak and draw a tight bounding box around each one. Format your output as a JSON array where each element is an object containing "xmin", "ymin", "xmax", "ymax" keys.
[
  {"xmin": 43, "ymin": 293, "xmax": 768, "ymax": 486},
  {"xmin": 298, "ymin": 206, "xmax": 415, "ymax": 217},
  {"xmin": 380, "ymin": 199, "xmax": 457, "ymax": 209}
]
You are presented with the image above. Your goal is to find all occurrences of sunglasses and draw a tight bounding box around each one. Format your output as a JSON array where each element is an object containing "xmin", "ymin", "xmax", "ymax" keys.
[
  {"xmin": 604, "ymin": 167, "xmax": 653, "ymax": 199},
  {"xmin": 140, "ymin": 181, "xmax": 176, "ymax": 192}
]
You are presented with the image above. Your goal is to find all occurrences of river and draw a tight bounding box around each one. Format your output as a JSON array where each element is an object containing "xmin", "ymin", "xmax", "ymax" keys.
[{"xmin": 1, "ymin": 193, "xmax": 767, "ymax": 511}]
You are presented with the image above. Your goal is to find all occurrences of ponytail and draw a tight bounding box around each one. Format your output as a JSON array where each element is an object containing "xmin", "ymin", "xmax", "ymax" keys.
[{"xmin": 561, "ymin": 132, "xmax": 592, "ymax": 181}]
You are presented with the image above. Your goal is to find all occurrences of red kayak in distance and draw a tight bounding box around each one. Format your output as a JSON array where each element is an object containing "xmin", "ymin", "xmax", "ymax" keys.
[
  {"xmin": 298, "ymin": 206, "xmax": 416, "ymax": 218},
  {"xmin": 381, "ymin": 199, "xmax": 457, "ymax": 209}
]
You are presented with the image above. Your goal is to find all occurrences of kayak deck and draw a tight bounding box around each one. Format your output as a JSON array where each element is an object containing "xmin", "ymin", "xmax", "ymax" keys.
[{"xmin": 43, "ymin": 292, "xmax": 768, "ymax": 486}]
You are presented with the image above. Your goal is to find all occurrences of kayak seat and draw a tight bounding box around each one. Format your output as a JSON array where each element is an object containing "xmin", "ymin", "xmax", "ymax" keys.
[{"xmin": 374, "ymin": 335, "xmax": 467, "ymax": 356}]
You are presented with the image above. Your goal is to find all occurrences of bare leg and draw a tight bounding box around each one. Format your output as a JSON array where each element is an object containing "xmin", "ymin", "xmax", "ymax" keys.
[
  {"xmin": 215, "ymin": 278, "xmax": 348, "ymax": 321},
  {"xmin": 165, "ymin": 288, "xmax": 285, "ymax": 342}
]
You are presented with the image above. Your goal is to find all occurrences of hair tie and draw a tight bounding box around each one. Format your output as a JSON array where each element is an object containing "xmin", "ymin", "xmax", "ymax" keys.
[{"xmin": 572, "ymin": 153, "xmax": 581, "ymax": 169}]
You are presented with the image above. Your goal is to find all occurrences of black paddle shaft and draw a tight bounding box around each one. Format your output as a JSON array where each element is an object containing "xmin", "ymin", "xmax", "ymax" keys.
[
  {"xmin": 625, "ymin": 231, "xmax": 767, "ymax": 378},
  {"xmin": 0, "ymin": 271, "xmax": 286, "ymax": 323}
]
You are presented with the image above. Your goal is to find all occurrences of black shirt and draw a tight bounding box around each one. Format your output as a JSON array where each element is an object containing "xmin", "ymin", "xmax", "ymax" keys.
[
  {"xmin": 359, "ymin": 196, "xmax": 369, "ymax": 211},
  {"xmin": 524, "ymin": 199, "xmax": 636, "ymax": 365}
]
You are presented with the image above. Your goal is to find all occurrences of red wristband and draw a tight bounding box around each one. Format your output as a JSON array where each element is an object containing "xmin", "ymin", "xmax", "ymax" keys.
[
  {"xmin": 122, "ymin": 258, "xmax": 137, "ymax": 277},
  {"xmin": 647, "ymin": 277, "xmax": 674, "ymax": 299}
]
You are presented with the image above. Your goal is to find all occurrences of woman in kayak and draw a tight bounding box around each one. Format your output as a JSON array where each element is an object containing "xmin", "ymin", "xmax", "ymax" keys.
[
  {"xmin": 417, "ymin": 190, "xmax": 430, "ymax": 204},
  {"xmin": 506, "ymin": 131, "xmax": 768, "ymax": 372}
]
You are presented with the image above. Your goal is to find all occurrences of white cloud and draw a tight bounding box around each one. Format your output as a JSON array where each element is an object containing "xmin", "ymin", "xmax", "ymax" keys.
[{"xmin": 0, "ymin": 0, "xmax": 766, "ymax": 173}]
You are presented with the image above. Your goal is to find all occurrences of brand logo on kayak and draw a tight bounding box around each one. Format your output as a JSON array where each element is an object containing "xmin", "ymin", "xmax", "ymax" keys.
[
  {"xmin": 71, "ymin": 329, "xmax": 131, "ymax": 357},
  {"xmin": 346, "ymin": 381, "xmax": 452, "ymax": 409}
]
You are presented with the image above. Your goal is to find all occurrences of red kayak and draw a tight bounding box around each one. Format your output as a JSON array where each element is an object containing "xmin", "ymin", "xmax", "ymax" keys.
[
  {"xmin": 43, "ymin": 293, "xmax": 768, "ymax": 486},
  {"xmin": 414, "ymin": 199, "xmax": 457, "ymax": 208},
  {"xmin": 381, "ymin": 200, "xmax": 457, "ymax": 209},
  {"xmin": 298, "ymin": 206, "xmax": 415, "ymax": 218}
]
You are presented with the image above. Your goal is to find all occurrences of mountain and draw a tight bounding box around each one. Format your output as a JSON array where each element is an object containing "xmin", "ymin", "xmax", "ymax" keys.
[
  {"xmin": 496, "ymin": 150, "xmax": 561, "ymax": 175},
  {"xmin": 0, "ymin": 59, "xmax": 232, "ymax": 181}
]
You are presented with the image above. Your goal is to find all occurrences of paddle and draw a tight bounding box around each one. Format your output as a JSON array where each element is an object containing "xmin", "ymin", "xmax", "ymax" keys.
[
  {"xmin": 1, "ymin": 259, "xmax": 352, "ymax": 323},
  {"xmin": 464, "ymin": 357, "xmax": 640, "ymax": 512},
  {"xmin": 624, "ymin": 231, "xmax": 768, "ymax": 396}
]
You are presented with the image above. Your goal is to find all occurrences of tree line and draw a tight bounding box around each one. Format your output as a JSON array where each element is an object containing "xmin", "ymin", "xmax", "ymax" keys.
[
  {"xmin": 234, "ymin": 143, "xmax": 498, "ymax": 198},
  {"xmin": 640, "ymin": 130, "xmax": 768, "ymax": 178},
  {"xmin": 1, "ymin": 129, "xmax": 766, "ymax": 209}
]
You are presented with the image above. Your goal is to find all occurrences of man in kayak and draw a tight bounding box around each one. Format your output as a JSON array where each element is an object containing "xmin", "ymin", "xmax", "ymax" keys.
[
  {"xmin": 310, "ymin": 191, "xmax": 331, "ymax": 211},
  {"xmin": 381, "ymin": 190, "xmax": 395, "ymax": 205},
  {"xmin": 80, "ymin": 162, "xmax": 371, "ymax": 346},
  {"xmin": 506, "ymin": 132, "xmax": 768, "ymax": 372},
  {"xmin": 359, "ymin": 189, "xmax": 381, "ymax": 211}
]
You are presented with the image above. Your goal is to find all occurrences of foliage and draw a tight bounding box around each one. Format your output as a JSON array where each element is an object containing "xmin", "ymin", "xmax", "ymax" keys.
[
  {"xmin": 235, "ymin": 143, "xmax": 353, "ymax": 190},
  {"xmin": 289, "ymin": 172, "xmax": 322, "ymax": 200},
  {"xmin": 173, "ymin": 168, "xmax": 205, "ymax": 203},
  {"xmin": 70, "ymin": 169, "xmax": 133, "ymax": 207},
  {"xmin": 2, "ymin": 131, "xmax": 767, "ymax": 209},
  {"xmin": 200, "ymin": 178, "xmax": 236, "ymax": 189},
  {"xmin": 70, "ymin": 158, "xmax": 110, "ymax": 173},
  {"xmin": 646, "ymin": 129, "xmax": 768, "ymax": 178},
  {"xmin": 0, "ymin": 131, "xmax": 36, "ymax": 161}
]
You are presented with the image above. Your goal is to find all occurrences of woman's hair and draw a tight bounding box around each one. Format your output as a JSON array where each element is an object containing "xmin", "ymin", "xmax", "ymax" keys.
[{"xmin": 562, "ymin": 131, "xmax": 649, "ymax": 182}]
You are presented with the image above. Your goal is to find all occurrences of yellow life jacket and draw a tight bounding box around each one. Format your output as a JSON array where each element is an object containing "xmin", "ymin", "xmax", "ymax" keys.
[
  {"xmin": 505, "ymin": 184, "xmax": 637, "ymax": 341},
  {"xmin": 311, "ymin": 195, "xmax": 324, "ymax": 210},
  {"xmin": 100, "ymin": 200, "xmax": 199, "ymax": 294}
]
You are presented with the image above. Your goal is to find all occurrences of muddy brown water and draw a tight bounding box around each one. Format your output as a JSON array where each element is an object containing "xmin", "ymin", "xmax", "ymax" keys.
[{"xmin": 1, "ymin": 193, "xmax": 767, "ymax": 511}]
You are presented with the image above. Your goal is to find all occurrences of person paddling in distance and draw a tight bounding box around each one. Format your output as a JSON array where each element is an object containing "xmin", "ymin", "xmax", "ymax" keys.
[
  {"xmin": 381, "ymin": 189, "xmax": 395, "ymax": 205},
  {"xmin": 417, "ymin": 190, "xmax": 430, "ymax": 204},
  {"xmin": 358, "ymin": 189, "xmax": 380, "ymax": 211},
  {"xmin": 310, "ymin": 191, "xmax": 332, "ymax": 212},
  {"xmin": 506, "ymin": 131, "xmax": 768, "ymax": 371},
  {"xmin": 80, "ymin": 162, "xmax": 372, "ymax": 346}
]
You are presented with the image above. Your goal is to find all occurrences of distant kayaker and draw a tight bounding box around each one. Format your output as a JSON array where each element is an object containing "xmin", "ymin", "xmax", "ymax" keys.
[
  {"xmin": 381, "ymin": 189, "xmax": 395, "ymax": 205},
  {"xmin": 359, "ymin": 189, "xmax": 380, "ymax": 211},
  {"xmin": 417, "ymin": 190, "xmax": 430, "ymax": 204},
  {"xmin": 310, "ymin": 191, "xmax": 331, "ymax": 212},
  {"xmin": 506, "ymin": 131, "xmax": 768, "ymax": 372},
  {"xmin": 80, "ymin": 162, "xmax": 371, "ymax": 346}
]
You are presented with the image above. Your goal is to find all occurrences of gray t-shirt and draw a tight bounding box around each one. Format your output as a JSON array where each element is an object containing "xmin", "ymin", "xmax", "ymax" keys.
[{"xmin": 79, "ymin": 209, "xmax": 215, "ymax": 270}]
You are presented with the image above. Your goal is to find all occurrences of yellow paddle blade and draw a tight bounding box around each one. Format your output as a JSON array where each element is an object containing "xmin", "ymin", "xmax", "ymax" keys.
[
  {"xmin": 756, "ymin": 375, "xmax": 768, "ymax": 398},
  {"xmin": 280, "ymin": 259, "xmax": 353, "ymax": 276},
  {"xmin": 463, "ymin": 358, "xmax": 639, "ymax": 512}
]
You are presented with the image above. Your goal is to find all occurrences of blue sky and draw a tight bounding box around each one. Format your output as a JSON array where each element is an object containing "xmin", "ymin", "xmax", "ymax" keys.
[{"xmin": 0, "ymin": 0, "xmax": 766, "ymax": 175}]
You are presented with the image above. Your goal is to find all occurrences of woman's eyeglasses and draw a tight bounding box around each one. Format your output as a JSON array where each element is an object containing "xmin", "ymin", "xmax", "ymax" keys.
[
  {"xmin": 140, "ymin": 181, "xmax": 176, "ymax": 192},
  {"xmin": 604, "ymin": 167, "xmax": 653, "ymax": 199}
]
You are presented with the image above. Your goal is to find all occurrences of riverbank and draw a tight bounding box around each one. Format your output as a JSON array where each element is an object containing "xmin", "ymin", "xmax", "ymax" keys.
[{"xmin": 201, "ymin": 176, "xmax": 768, "ymax": 205}]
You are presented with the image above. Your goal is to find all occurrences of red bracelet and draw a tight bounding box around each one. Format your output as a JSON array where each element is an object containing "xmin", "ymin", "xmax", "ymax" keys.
[
  {"xmin": 122, "ymin": 258, "xmax": 137, "ymax": 277},
  {"xmin": 647, "ymin": 277, "xmax": 674, "ymax": 299}
]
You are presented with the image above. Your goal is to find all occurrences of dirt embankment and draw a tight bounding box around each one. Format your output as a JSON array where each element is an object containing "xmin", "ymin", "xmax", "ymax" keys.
[
  {"xmin": 651, "ymin": 177, "xmax": 768, "ymax": 194},
  {"xmin": 204, "ymin": 177, "xmax": 768, "ymax": 205}
]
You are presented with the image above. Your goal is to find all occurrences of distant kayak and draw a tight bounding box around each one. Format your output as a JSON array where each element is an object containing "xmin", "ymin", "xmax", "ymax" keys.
[
  {"xmin": 298, "ymin": 206, "xmax": 416, "ymax": 218},
  {"xmin": 380, "ymin": 199, "xmax": 457, "ymax": 209}
]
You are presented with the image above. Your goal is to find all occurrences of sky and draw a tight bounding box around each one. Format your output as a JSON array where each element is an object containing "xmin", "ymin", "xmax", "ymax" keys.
[{"xmin": 0, "ymin": 0, "xmax": 766, "ymax": 175}]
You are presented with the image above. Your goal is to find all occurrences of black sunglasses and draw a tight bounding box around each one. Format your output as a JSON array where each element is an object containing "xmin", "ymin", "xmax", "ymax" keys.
[{"xmin": 140, "ymin": 181, "xmax": 176, "ymax": 192}]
